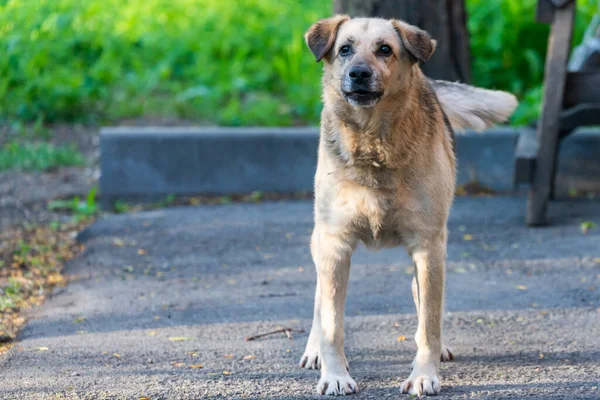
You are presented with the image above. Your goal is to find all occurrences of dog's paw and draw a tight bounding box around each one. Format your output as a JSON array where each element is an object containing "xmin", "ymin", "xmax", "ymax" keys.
[
  {"xmin": 299, "ymin": 348, "xmax": 350, "ymax": 371},
  {"xmin": 440, "ymin": 344, "xmax": 454, "ymax": 362},
  {"xmin": 316, "ymin": 373, "xmax": 359, "ymax": 396},
  {"xmin": 299, "ymin": 348, "xmax": 321, "ymax": 370},
  {"xmin": 400, "ymin": 373, "xmax": 441, "ymax": 397}
]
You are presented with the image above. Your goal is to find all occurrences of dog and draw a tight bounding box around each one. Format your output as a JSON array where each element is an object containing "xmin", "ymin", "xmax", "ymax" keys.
[{"xmin": 298, "ymin": 15, "xmax": 518, "ymax": 396}]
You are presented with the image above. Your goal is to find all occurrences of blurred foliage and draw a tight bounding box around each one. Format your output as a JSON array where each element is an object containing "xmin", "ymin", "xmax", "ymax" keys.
[
  {"xmin": 0, "ymin": 141, "xmax": 83, "ymax": 171},
  {"xmin": 467, "ymin": 0, "xmax": 598, "ymax": 125},
  {"xmin": 0, "ymin": 0, "xmax": 597, "ymax": 127}
]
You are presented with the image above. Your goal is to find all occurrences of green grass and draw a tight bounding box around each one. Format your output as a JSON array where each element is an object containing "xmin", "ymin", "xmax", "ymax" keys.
[
  {"xmin": 47, "ymin": 186, "xmax": 98, "ymax": 220},
  {"xmin": 0, "ymin": 141, "xmax": 84, "ymax": 171},
  {"xmin": 0, "ymin": 0, "xmax": 597, "ymax": 127}
]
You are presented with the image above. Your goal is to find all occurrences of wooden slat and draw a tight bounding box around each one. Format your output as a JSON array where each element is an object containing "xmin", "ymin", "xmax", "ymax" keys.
[
  {"xmin": 550, "ymin": 0, "xmax": 574, "ymax": 8},
  {"xmin": 559, "ymin": 104, "xmax": 600, "ymax": 131},
  {"xmin": 536, "ymin": 0, "xmax": 555, "ymax": 24},
  {"xmin": 514, "ymin": 128, "xmax": 538, "ymax": 185},
  {"xmin": 527, "ymin": 1, "xmax": 575, "ymax": 226},
  {"xmin": 563, "ymin": 72, "xmax": 600, "ymax": 108}
]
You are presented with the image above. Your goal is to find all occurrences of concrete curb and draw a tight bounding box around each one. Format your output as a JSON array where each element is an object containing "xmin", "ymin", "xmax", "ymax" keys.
[{"xmin": 100, "ymin": 126, "xmax": 600, "ymax": 207}]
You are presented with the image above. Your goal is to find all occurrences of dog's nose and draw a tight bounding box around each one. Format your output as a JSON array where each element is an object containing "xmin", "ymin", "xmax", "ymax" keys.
[{"xmin": 348, "ymin": 65, "xmax": 373, "ymax": 84}]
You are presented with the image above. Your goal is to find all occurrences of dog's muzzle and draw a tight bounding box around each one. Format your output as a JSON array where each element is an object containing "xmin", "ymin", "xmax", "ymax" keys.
[{"xmin": 342, "ymin": 64, "xmax": 382, "ymax": 106}]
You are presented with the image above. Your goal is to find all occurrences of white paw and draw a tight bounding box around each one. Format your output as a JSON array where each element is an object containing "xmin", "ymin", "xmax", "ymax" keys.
[
  {"xmin": 299, "ymin": 347, "xmax": 321, "ymax": 370},
  {"xmin": 440, "ymin": 344, "xmax": 454, "ymax": 362},
  {"xmin": 317, "ymin": 373, "xmax": 359, "ymax": 396},
  {"xmin": 401, "ymin": 373, "xmax": 441, "ymax": 396}
]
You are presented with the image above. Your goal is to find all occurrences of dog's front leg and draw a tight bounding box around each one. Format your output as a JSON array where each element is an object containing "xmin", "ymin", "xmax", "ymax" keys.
[
  {"xmin": 401, "ymin": 234, "xmax": 446, "ymax": 396},
  {"xmin": 314, "ymin": 228, "xmax": 358, "ymax": 396}
]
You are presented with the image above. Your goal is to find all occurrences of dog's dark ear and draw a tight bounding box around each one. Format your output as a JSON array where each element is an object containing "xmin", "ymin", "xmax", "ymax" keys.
[
  {"xmin": 305, "ymin": 15, "xmax": 349, "ymax": 62},
  {"xmin": 391, "ymin": 20, "xmax": 436, "ymax": 64}
]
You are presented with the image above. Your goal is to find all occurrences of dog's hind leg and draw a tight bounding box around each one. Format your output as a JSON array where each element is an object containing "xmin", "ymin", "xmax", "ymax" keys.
[
  {"xmin": 401, "ymin": 235, "xmax": 447, "ymax": 396},
  {"xmin": 412, "ymin": 276, "xmax": 454, "ymax": 362},
  {"xmin": 299, "ymin": 253, "xmax": 322, "ymax": 370}
]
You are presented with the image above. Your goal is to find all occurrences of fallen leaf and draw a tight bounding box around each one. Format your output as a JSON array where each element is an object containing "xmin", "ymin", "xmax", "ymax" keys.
[
  {"xmin": 147, "ymin": 331, "xmax": 158, "ymax": 336},
  {"xmin": 112, "ymin": 238, "xmax": 125, "ymax": 247},
  {"xmin": 286, "ymin": 349, "xmax": 291, "ymax": 353},
  {"xmin": 113, "ymin": 353, "xmax": 121, "ymax": 358},
  {"xmin": 393, "ymin": 322, "xmax": 400, "ymax": 327},
  {"xmin": 171, "ymin": 362, "xmax": 186, "ymax": 367},
  {"xmin": 153, "ymin": 316, "xmax": 161, "ymax": 320},
  {"xmin": 74, "ymin": 317, "xmax": 86, "ymax": 323},
  {"xmin": 539, "ymin": 353, "xmax": 544, "ymax": 359},
  {"xmin": 243, "ymin": 355, "xmax": 256, "ymax": 360},
  {"xmin": 593, "ymin": 258, "xmax": 600, "ymax": 263},
  {"xmin": 298, "ymin": 267, "xmax": 304, "ymax": 272},
  {"xmin": 223, "ymin": 370, "xmax": 232, "ymax": 375},
  {"xmin": 516, "ymin": 285, "xmax": 528, "ymax": 290},
  {"xmin": 139, "ymin": 397, "xmax": 151, "ymax": 400},
  {"xmin": 580, "ymin": 221, "xmax": 596, "ymax": 234},
  {"xmin": 226, "ymin": 279, "xmax": 237, "ymax": 285},
  {"xmin": 189, "ymin": 364, "xmax": 203, "ymax": 369},
  {"xmin": 224, "ymin": 354, "xmax": 234, "ymax": 359},
  {"xmin": 124, "ymin": 265, "xmax": 134, "ymax": 273},
  {"xmin": 463, "ymin": 234, "xmax": 473, "ymax": 241},
  {"xmin": 453, "ymin": 267, "xmax": 467, "ymax": 274},
  {"xmin": 397, "ymin": 335, "xmax": 407, "ymax": 341},
  {"xmin": 138, "ymin": 249, "xmax": 146, "ymax": 255},
  {"xmin": 168, "ymin": 337, "xmax": 194, "ymax": 342},
  {"xmin": 37, "ymin": 346, "xmax": 49, "ymax": 351}
]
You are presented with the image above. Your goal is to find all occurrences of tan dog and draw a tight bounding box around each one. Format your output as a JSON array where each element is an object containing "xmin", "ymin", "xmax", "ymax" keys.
[{"xmin": 299, "ymin": 16, "xmax": 517, "ymax": 396}]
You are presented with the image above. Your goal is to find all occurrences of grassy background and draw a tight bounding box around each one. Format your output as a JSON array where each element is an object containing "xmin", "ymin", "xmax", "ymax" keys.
[{"xmin": 0, "ymin": 0, "xmax": 598, "ymax": 128}]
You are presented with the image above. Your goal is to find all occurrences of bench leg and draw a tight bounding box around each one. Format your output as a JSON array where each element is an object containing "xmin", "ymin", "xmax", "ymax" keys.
[{"xmin": 526, "ymin": 2, "xmax": 575, "ymax": 226}]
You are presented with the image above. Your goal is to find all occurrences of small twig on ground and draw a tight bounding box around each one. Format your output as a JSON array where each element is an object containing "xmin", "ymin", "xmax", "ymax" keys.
[
  {"xmin": 258, "ymin": 292, "xmax": 297, "ymax": 298},
  {"xmin": 244, "ymin": 328, "xmax": 305, "ymax": 342}
]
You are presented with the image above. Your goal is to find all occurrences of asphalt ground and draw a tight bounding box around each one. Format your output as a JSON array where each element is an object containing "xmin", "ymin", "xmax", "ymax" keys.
[{"xmin": 1, "ymin": 196, "xmax": 600, "ymax": 399}]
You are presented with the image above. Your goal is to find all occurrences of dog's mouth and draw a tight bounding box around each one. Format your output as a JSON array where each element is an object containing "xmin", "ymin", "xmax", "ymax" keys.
[{"xmin": 342, "ymin": 90, "xmax": 383, "ymax": 105}]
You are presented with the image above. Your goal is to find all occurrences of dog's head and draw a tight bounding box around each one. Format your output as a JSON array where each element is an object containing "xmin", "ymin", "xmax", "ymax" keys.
[{"xmin": 305, "ymin": 16, "xmax": 436, "ymax": 107}]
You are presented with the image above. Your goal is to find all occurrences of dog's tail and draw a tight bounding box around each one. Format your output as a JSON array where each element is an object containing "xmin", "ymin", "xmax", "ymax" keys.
[{"xmin": 430, "ymin": 80, "xmax": 518, "ymax": 132}]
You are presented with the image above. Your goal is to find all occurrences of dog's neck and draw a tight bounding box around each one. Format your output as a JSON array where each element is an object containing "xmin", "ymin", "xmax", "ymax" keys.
[{"xmin": 320, "ymin": 73, "xmax": 439, "ymax": 188}]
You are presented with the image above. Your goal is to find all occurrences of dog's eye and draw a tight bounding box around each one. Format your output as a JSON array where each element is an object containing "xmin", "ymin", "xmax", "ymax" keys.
[
  {"xmin": 378, "ymin": 45, "xmax": 392, "ymax": 56},
  {"xmin": 339, "ymin": 45, "xmax": 352, "ymax": 56}
]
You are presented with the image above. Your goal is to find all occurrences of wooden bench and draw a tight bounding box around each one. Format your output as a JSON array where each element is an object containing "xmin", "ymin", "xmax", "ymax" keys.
[{"xmin": 514, "ymin": 0, "xmax": 600, "ymax": 226}]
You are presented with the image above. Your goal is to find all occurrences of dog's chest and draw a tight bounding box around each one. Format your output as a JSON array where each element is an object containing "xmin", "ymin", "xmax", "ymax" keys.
[
  {"xmin": 336, "ymin": 135, "xmax": 397, "ymax": 188},
  {"xmin": 326, "ymin": 183, "xmax": 419, "ymax": 249}
]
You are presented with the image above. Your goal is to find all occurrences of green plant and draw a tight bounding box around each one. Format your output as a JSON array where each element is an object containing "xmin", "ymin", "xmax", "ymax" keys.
[
  {"xmin": 0, "ymin": 278, "xmax": 23, "ymax": 312},
  {"xmin": 48, "ymin": 186, "xmax": 98, "ymax": 220},
  {"xmin": 0, "ymin": 141, "xmax": 83, "ymax": 171}
]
